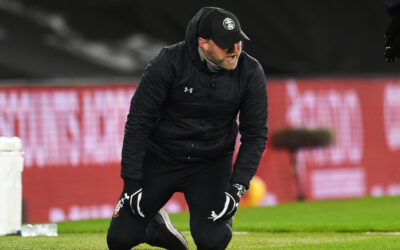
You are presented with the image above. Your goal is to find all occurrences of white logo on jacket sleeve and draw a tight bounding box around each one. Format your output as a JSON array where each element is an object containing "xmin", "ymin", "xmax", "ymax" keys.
[
  {"xmin": 184, "ymin": 87, "xmax": 193, "ymax": 94},
  {"xmin": 223, "ymin": 18, "xmax": 235, "ymax": 30}
]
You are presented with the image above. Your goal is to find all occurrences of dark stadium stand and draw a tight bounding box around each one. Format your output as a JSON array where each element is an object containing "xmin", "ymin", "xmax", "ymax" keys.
[{"xmin": 0, "ymin": 0, "xmax": 398, "ymax": 79}]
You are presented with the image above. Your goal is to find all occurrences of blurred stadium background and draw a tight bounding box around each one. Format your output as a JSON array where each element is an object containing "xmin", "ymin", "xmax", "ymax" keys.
[{"xmin": 0, "ymin": 0, "xmax": 399, "ymax": 223}]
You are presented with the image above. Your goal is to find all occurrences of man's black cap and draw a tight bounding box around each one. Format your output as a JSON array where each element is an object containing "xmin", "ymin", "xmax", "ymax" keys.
[{"xmin": 198, "ymin": 8, "xmax": 250, "ymax": 49}]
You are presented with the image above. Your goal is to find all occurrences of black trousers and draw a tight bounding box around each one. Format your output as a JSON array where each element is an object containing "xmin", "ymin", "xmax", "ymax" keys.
[{"xmin": 107, "ymin": 152, "xmax": 233, "ymax": 250}]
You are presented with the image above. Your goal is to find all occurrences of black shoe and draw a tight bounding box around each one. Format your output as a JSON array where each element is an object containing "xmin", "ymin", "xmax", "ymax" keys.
[{"xmin": 146, "ymin": 208, "xmax": 188, "ymax": 250}]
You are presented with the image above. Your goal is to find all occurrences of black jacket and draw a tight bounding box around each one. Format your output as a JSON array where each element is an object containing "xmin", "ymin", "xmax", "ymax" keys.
[{"xmin": 121, "ymin": 7, "xmax": 268, "ymax": 188}]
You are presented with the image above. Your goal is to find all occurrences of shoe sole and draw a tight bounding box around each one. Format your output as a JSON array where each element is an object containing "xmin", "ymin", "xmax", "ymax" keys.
[{"xmin": 158, "ymin": 208, "xmax": 189, "ymax": 250}]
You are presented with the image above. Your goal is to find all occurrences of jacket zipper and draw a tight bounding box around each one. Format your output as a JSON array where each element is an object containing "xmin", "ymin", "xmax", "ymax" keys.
[{"xmin": 211, "ymin": 74, "xmax": 216, "ymax": 89}]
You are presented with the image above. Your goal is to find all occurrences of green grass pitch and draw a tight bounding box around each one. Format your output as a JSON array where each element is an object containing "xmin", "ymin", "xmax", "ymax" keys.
[{"xmin": 1, "ymin": 196, "xmax": 400, "ymax": 249}]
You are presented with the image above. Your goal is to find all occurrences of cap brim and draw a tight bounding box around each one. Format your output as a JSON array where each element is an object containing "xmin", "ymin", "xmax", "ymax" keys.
[{"xmin": 213, "ymin": 30, "xmax": 250, "ymax": 49}]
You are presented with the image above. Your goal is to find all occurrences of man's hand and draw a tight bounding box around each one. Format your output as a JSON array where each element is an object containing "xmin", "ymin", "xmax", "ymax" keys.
[
  {"xmin": 112, "ymin": 188, "xmax": 145, "ymax": 219},
  {"xmin": 120, "ymin": 179, "xmax": 145, "ymax": 218},
  {"xmin": 385, "ymin": 16, "xmax": 400, "ymax": 62},
  {"xmin": 208, "ymin": 183, "xmax": 247, "ymax": 222}
]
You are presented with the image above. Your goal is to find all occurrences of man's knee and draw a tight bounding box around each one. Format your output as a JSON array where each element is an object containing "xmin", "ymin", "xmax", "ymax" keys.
[
  {"xmin": 192, "ymin": 222, "xmax": 232, "ymax": 250},
  {"xmin": 107, "ymin": 225, "xmax": 145, "ymax": 250}
]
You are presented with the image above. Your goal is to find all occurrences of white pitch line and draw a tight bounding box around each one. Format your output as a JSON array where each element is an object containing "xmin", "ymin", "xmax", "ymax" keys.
[
  {"xmin": 366, "ymin": 232, "xmax": 400, "ymax": 235},
  {"xmin": 233, "ymin": 232, "xmax": 249, "ymax": 235}
]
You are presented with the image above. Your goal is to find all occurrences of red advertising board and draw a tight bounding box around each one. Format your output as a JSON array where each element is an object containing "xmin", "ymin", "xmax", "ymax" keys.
[
  {"xmin": 1, "ymin": 78, "xmax": 400, "ymax": 223},
  {"xmin": 262, "ymin": 78, "xmax": 400, "ymax": 204}
]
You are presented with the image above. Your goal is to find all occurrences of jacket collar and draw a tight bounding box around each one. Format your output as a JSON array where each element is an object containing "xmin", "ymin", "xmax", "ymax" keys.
[{"xmin": 197, "ymin": 45, "xmax": 220, "ymax": 73}]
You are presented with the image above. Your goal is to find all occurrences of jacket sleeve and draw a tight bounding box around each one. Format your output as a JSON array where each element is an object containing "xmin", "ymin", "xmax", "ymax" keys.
[
  {"xmin": 231, "ymin": 62, "xmax": 268, "ymax": 189},
  {"xmin": 121, "ymin": 48, "xmax": 174, "ymax": 182}
]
